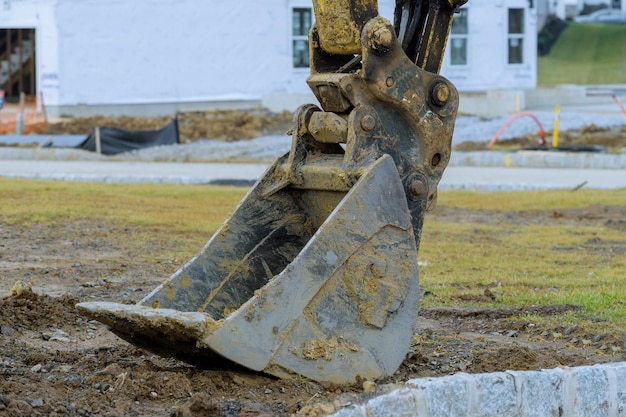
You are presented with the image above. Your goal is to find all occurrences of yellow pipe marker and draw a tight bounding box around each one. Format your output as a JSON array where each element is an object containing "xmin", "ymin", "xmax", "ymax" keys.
[{"xmin": 552, "ymin": 104, "xmax": 560, "ymax": 148}]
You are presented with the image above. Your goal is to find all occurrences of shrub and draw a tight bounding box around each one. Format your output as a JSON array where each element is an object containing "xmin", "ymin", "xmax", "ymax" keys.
[{"xmin": 538, "ymin": 15, "xmax": 568, "ymax": 56}]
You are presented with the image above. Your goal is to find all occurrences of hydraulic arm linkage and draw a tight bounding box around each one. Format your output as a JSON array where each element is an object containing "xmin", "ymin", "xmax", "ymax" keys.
[{"xmin": 303, "ymin": 0, "xmax": 466, "ymax": 232}]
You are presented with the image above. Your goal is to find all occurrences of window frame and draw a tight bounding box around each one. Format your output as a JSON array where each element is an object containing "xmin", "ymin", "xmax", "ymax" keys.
[
  {"xmin": 291, "ymin": 6, "xmax": 313, "ymax": 70},
  {"xmin": 507, "ymin": 8, "xmax": 525, "ymax": 66},
  {"xmin": 447, "ymin": 7, "xmax": 469, "ymax": 68}
]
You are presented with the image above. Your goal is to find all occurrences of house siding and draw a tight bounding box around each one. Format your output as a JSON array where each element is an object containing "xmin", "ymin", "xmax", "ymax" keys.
[
  {"xmin": 1, "ymin": 0, "xmax": 537, "ymax": 116},
  {"xmin": 441, "ymin": 0, "xmax": 537, "ymax": 91},
  {"xmin": 54, "ymin": 0, "xmax": 298, "ymax": 106}
]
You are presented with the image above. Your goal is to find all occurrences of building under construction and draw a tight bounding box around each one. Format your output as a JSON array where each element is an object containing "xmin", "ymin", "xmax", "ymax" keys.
[{"xmin": 0, "ymin": 0, "xmax": 537, "ymax": 119}]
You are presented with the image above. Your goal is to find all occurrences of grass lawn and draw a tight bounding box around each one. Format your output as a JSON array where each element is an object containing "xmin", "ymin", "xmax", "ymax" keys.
[
  {"xmin": 538, "ymin": 22, "xmax": 626, "ymax": 86},
  {"xmin": 420, "ymin": 189, "xmax": 626, "ymax": 325},
  {"xmin": 1, "ymin": 179, "xmax": 625, "ymax": 329}
]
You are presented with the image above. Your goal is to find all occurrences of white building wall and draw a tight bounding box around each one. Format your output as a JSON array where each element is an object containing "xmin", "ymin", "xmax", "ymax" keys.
[
  {"xmin": 441, "ymin": 0, "xmax": 537, "ymax": 91},
  {"xmin": 54, "ymin": 0, "xmax": 307, "ymax": 109},
  {"xmin": 2, "ymin": 0, "xmax": 539, "ymax": 116},
  {"xmin": 536, "ymin": 0, "xmax": 550, "ymax": 30}
]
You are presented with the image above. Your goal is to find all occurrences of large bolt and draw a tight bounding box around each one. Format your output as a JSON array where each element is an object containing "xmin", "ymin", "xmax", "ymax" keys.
[
  {"xmin": 360, "ymin": 115, "xmax": 376, "ymax": 131},
  {"xmin": 431, "ymin": 82, "xmax": 450, "ymax": 106},
  {"xmin": 409, "ymin": 179, "xmax": 426, "ymax": 197}
]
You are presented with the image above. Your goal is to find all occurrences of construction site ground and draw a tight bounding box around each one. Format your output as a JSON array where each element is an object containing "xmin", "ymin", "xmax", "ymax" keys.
[
  {"xmin": 1, "ymin": 110, "xmax": 625, "ymax": 417},
  {"xmin": 1, "ymin": 209, "xmax": 625, "ymax": 417},
  {"xmin": 0, "ymin": 108, "xmax": 625, "ymax": 152}
]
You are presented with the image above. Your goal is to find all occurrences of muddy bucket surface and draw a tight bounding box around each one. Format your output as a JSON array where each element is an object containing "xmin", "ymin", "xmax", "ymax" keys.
[{"xmin": 77, "ymin": 155, "xmax": 421, "ymax": 382}]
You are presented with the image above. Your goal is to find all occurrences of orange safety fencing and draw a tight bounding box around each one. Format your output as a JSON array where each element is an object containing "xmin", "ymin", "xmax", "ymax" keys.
[{"xmin": 0, "ymin": 93, "xmax": 48, "ymax": 134}]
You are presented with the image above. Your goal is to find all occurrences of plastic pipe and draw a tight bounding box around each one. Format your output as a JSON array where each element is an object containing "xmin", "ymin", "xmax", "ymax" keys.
[
  {"xmin": 487, "ymin": 112, "xmax": 546, "ymax": 149},
  {"xmin": 613, "ymin": 94, "xmax": 626, "ymax": 116}
]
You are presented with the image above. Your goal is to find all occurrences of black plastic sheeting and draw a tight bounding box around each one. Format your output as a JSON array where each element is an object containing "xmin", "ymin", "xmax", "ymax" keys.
[{"xmin": 75, "ymin": 119, "xmax": 179, "ymax": 155}]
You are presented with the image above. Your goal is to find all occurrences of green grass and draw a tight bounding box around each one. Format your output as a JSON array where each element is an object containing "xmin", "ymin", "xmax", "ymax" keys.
[
  {"xmin": 419, "ymin": 221, "xmax": 625, "ymax": 323},
  {"xmin": 538, "ymin": 22, "xmax": 626, "ymax": 86},
  {"xmin": 0, "ymin": 179, "xmax": 248, "ymax": 233},
  {"xmin": 1, "ymin": 179, "xmax": 624, "ymax": 328},
  {"xmin": 422, "ymin": 189, "xmax": 626, "ymax": 325},
  {"xmin": 436, "ymin": 188, "xmax": 626, "ymax": 210},
  {"xmin": 0, "ymin": 179, "xmax": 249, "ymax": 261}
]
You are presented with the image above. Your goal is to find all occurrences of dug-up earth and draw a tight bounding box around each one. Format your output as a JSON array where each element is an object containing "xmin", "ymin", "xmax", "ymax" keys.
[
  {"xmin": 37, "ymin": 109, "xmax": 626, "ymax": 152},
  {"xmin": 46, "ymin": 110, "xmax": 295, "ymax": 143},
  {"xmin": 1, "ymin": 206, "xmax": 625, "ymax": 417},
  {"xmin": 454, "ymin": 123, "xmax": 626, "ymax": 153}
]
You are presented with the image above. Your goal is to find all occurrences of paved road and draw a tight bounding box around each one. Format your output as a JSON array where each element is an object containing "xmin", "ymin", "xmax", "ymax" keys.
[
  {"xmin": 440, "ymin": 166, "xmax": 626, "ymax": 191},
  {"xmin": 0, "ymin": 160, "xmax": 269, "ymax": 185},
  {"xmin": 2, "ymin": 160, "xmax": 625, "ymax": 191}
]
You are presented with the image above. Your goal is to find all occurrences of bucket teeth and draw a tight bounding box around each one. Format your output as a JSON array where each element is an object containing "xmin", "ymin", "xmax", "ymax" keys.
[{"xmin": 76, "ymin": 302, "xmax": 213, "ymax": 342}]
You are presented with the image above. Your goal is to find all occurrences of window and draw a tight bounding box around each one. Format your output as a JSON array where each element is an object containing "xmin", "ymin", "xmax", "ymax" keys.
[
  {"xmin": 449, "ymin": 8, "xmax": 468, "ymax": 66},
  {"xmin": 0, "ymin": 28, "xmax": 37, "ymax": 97},
  {"xmin": 292, "ymin": 8, "xmax": 312, "ymax": 69},
  {"xmin": 507, "ymin": 8, "xmax": 524, "ymax": 64}
]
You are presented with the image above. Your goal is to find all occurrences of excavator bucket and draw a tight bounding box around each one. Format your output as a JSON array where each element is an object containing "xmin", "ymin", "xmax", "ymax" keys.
[
  {"xmin": 78, "ymin": 154, "xmax": 419, "ymax": 383},
  {"xmin": 77, "ymin": 0, "xmax": 463, "ymax": 383}
]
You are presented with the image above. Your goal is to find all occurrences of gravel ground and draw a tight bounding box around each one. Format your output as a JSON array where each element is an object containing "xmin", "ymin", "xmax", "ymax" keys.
[{"xmin": 453, "ymin": 111, "xmax": 625, "ymax": 144}]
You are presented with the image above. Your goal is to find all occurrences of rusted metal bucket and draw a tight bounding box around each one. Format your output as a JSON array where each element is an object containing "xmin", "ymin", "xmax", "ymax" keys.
[{"xmin": 77, "ymin": 154, "xmax": 420, "ymax": 383}]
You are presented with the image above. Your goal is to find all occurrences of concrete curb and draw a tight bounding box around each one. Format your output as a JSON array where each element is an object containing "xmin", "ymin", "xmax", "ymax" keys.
[
  {"xmin": 2, "ymin": 148, "xmax": 626, "ymax": 170},
  {"xmin": 449, "ymin": 151, "xmax": 626, "ymax": 170},
  {"xmin": 0, "ymin": 159, "xmax": 269, "ymax": 186},
  {"xmin": 3, "ymin": 162, "xmax": 626, "ymax": 190},
  {"xmin": 324, "ymin": 362, "xmax": 626, "ymax": 417},
  {"xmin": 0, "ymin": 147, "xmax": 106, "ymax": 161}
]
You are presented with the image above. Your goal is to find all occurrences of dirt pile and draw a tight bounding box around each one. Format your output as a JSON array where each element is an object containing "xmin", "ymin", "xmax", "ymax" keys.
[
  {"xmin": 1, "ymin": 288, "xmax": 622, "ymax": 417},
  {"xmin": 47, "ymin": 109, "xmax": 294, "ymax": 143},
  {"xmin": 454, "ymin": 123, "xmax": 626, "ymax": 152}
]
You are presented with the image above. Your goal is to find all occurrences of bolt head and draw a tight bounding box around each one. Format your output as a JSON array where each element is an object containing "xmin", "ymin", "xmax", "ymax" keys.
[
  {"xmin": 431, "ymin": 82, "xmax": 450, "ymax": 106},
  {"xmin": 409, "ymin": 179, "xmax": 426, "ymax": 197},
  {"xmin": 360, "ymin": 115, "xmax": 376, "ymax": 131}
]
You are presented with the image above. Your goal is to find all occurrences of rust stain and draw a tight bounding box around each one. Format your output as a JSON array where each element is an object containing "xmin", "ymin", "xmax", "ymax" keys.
[
  {"xmin": 165, "ymin": 287, "xmax": 177, "ymax": 301},
  {"xmin": 301, "ymin": 337, "xmax": 339, "ymax": 361},
  {"xmin": 180, "ymin": 275, "xmax": 191, "ymax": 289}
]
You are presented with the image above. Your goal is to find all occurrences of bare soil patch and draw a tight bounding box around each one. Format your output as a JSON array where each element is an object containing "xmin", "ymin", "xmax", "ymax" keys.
[
  {"xmin": 1, "ymin": 206, "xmax": 624, "ymax": 416},
  {"xmin": 45, "ymin": 110, "xmax": 294, "ymax": 143},
  {"xmin": 454, "ymin": 123, "xmax": 626, "ymax": 153},
  {"xmin": 15, "ymin": 110, "xmax": 626, "ymax": 152}
]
